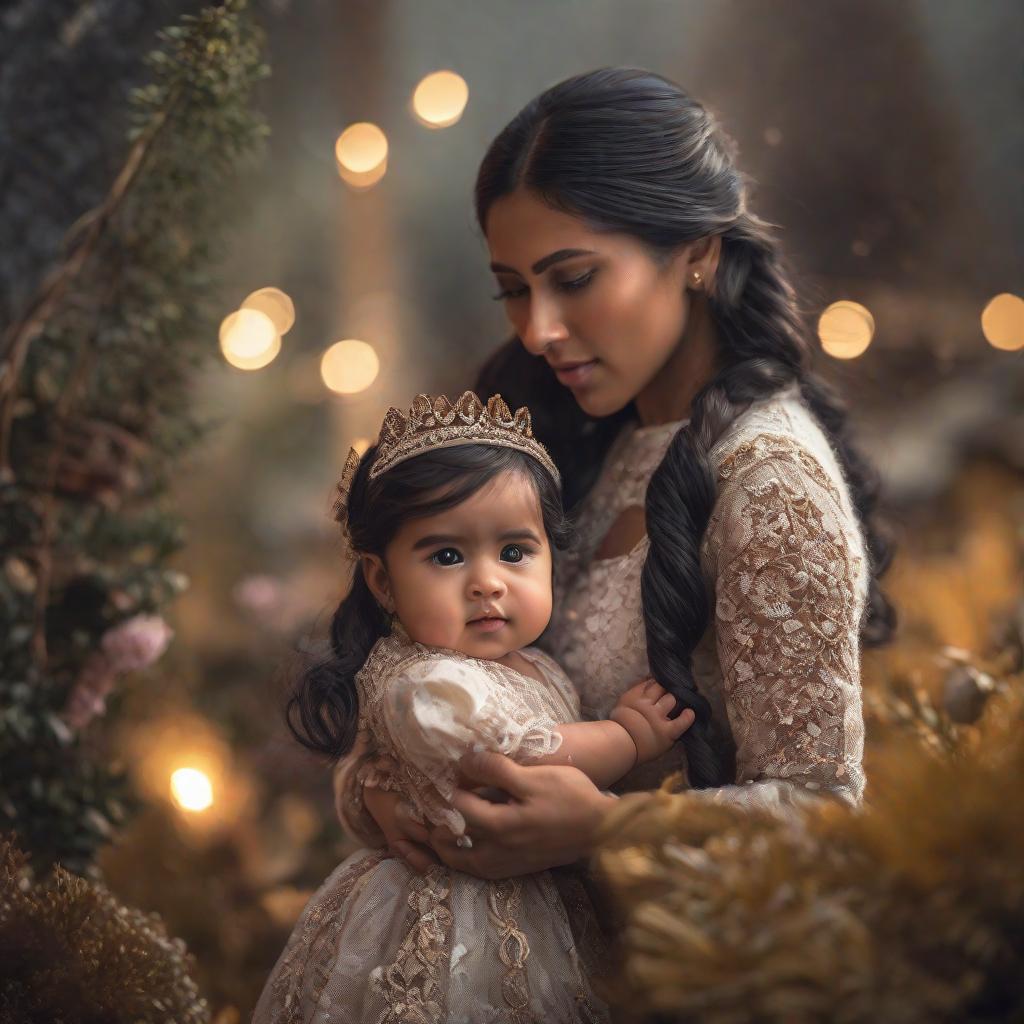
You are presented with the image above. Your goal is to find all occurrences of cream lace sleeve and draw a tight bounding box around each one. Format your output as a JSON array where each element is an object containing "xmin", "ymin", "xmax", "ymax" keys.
[{"xmin": 699, "ymin": 434, "xmax": 868, "ymax": 815}]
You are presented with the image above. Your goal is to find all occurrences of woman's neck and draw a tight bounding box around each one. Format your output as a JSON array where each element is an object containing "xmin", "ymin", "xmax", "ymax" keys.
[{"xmin": 634, "ymin": 294, "xmax": 721, "ymax": 427}]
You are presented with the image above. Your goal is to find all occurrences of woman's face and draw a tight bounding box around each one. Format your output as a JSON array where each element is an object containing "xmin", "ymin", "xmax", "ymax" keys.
[{"xmin": 485, "ymin": 188, "xmax": 693, "ymax": 418}]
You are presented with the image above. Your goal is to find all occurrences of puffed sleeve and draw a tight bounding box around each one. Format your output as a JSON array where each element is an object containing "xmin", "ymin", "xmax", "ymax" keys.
[
  {"xmin": 698, "ymin": 435, "xmax": 869, "ymax": 816},
  {"xmin": 383, "ymin": 655, "xmax": 564, "ymax": 781}
]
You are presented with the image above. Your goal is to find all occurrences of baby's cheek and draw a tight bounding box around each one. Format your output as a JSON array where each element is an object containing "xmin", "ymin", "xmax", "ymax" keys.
[
  {"xmin": 399, "ymin": 591, "xmax": 462, "ymax": 646},
  {"xmin": 520, "ymin": 577, "xmax": 553, "ymax": 631}
]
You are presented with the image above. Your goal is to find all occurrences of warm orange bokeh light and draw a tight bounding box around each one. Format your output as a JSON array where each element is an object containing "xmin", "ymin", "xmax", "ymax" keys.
[
  {"xmin": 321, "ymin": 339, "xmax": 380, "ymax": 395},
  {"xmin": 818, "ymin": 300, "xmax": 875, "ymax": 360},
  {"xmin": 981, "ymin": 293, "xmax": 1024, "ymax": 351},
  {"xmin": 412, "ymin": 70, "xmax": 469, "ymax": 129},
  {"xmin": 242, "ymin": 287, "xmax": 295, "ymax": 335}
]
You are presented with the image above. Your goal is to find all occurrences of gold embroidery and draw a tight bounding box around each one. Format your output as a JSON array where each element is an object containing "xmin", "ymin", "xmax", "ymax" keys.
[
  {"xmin": 714, "ymin": 437, "xmax": 866, "ymax": 800},
  {"xmin": 371, "ymin": 866, "xmax": 453, "ymax": 1024},
  {"xmin": 489, "ymin": 879, "xmax": 533, "ymax": 1022},
  {"xmin": 267, "ymin": 850, "xmax": 390, "ymax": 1022}
]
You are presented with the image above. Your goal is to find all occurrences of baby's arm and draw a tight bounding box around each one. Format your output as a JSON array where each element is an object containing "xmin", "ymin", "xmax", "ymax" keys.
[{"xmin": 523, "ymin": 680, "xmax": 694, "ymax": 788}]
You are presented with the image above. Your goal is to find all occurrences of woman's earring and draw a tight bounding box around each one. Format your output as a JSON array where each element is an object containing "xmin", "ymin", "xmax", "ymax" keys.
[{"xmin": 690, "ymin": 270, "xmax": 704, "ymax": 289}]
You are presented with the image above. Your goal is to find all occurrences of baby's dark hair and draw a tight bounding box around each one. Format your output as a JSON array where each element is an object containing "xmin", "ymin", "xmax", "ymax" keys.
[{"xmin": 285, "ymin": 444, "xmax": 571, "ymax": 761}]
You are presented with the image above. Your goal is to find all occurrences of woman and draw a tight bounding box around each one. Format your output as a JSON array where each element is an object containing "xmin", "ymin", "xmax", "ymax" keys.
[{"xmin": 335, "ymin": 66, "xmax": 893, "ymax": 880}]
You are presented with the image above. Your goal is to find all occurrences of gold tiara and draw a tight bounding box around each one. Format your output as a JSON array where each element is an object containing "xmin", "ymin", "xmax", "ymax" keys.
[
  {"xmin": 370, "ymin": 391, "xmax": 559, "ymax": 483},
  {"xmin": 334, "ymin": 391, "xmax": 559, "ymax": 557}
]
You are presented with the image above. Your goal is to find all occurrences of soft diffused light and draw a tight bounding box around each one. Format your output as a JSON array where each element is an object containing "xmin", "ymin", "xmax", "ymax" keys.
[
  {"xmin": 818, "ymin": 300, "xmax": 875, "ymax": 359},
  {"xmin": 981, "ymin": 293, "xmax": 1024, "ymax": 352},
  {"xmin": 220, "ymin": 308, "xmax": 281, "ymax": 370},
  {"xmin": 336, "ymin": 156, "xmax": 388, "ymax": 190},
  {"xmin": 321, "ymin": 339, "xmax": 380, "ymax": 395},
  {"xmin": 242, "ymin": 287, "xmax": 295, "ymax": 335},
  {"xmin": 335, "ymin": 122, "xmax": 388, "ymax": 172},
  {"xmin": 412, "ymin": 70, "xmax": 469, "ymax": 128},
  {"xmin": 171, "ymin": 767, "xmax": 213, "ymax": 812}
]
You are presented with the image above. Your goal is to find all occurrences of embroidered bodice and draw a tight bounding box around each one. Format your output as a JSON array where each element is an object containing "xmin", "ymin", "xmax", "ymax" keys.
[
  {"xmin": 546, "ymin": 388, "xmax": 868, "ymax": 814},
  {"xmin": 340, "ymin": 625, "xmax": 582, "ymax": 845}
]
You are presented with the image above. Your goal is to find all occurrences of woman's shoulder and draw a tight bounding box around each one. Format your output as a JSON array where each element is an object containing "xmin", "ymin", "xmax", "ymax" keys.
[{"xmin": 709, "ymin": 386, "xmax": 846, "ymax": 499}]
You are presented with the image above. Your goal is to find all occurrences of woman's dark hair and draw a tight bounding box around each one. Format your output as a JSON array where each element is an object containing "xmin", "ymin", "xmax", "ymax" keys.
[
  {"xmin": 474, "ymin": 67, "xmax": 895, "ymax": 789},
  {"xmin": 286, "ymin": 444, "xmax": 571, "ymax": 760}
]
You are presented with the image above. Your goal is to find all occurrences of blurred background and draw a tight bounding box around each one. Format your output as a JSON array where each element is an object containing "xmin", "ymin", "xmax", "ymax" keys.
[{"xmin": 2, "ymin": 0, "xmax": 1022, "ymax": 1018}]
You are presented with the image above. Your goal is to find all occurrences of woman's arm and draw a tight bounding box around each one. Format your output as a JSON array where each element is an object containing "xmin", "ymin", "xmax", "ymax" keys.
[{"xmin": 697, "ymin": 437, "xmax": 869, "ymax": 814}]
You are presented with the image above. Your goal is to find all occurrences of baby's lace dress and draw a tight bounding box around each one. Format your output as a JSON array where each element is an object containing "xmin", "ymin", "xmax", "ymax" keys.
[
  {"xmin": 253, "ymin": 625, "xmax": 610, "ymax": 1024},
  {"xmin": 546, "ymin": 387, "xmax": 869, "ymax": 815}
]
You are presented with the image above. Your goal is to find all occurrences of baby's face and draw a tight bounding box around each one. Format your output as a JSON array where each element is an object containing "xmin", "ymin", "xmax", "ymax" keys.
[{"xmin": 366, "ymin": 469, "xmax": 553, "ymax": 659}]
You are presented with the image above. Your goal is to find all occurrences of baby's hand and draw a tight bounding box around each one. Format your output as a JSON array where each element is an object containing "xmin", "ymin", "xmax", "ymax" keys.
[{"xmin": 610, "ymin": 678, "xmax": 695, "ymax": 765}]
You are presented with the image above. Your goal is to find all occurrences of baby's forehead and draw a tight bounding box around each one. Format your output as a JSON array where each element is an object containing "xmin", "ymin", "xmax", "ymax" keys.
[{"xmin": 406, "ymin": 471, "xmax": 545, "ymax": 539}]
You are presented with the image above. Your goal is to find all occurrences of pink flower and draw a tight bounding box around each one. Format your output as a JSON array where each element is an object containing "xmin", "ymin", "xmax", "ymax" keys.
[{"xmin": 100, "ymin": 614, "xmax": 174, "ymax": 674}]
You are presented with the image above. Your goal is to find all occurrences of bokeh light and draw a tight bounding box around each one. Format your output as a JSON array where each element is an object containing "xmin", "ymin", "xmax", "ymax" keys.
[
  {"xmin": 818, "ymin": 300, "xmax": 875, "ymax": 360},
  {"xmin": 241, "ymin": 286, "xmax": 295, "ymax": 335},
  {"xmin": 219, "ymin": 308, "xmax": 281, "ymax": 370},
  {"xmin": 321, "ymin": 339, "xmax": 380, "ymax": 395},
  {"xmin": 412, "ymin": 70, "xmax": 469, "ymax": 128},
  {"xmin": 170, "ymin": 767, "xmax": 213, "ymax": 812},
  {"xmin": 981, "ymin": 293, "xmax": 1024, "ymax": 352},
  {"xmin": 336, "ymin": 156, "xmax": 388, "ymax": 190},
  {"xmin": 335, "ymin": 122, "xmax": 388, "ymax": 172}
]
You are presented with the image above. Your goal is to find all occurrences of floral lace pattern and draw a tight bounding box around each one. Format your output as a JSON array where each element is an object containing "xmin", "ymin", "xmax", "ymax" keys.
[
  {"xmin": 370, "ymin": 866, "xmax": 453, "ymax": 1024},
  {"xmin": 352, "ymin": 627, "xmax": 579, "ymax": 840},
  {"xmin": 264, "ymin": 629, "xmax": 612, "ymax": 1023},
  {"xmin": 547, "ymin": 391, "xmax": 869, "ymax": 812}
]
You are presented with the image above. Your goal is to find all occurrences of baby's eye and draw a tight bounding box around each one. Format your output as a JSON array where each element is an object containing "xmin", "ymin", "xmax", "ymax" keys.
[
  {"xmin": 501, "ymin": 544, "xmax": 527, "ymax": 563},
  {"xmin": 431, "ymin": 547, "xmax": 463, "ymax": 566}
]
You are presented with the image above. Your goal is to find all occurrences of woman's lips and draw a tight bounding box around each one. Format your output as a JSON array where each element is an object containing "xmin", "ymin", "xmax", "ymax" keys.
[
  {"xmin": 552, "ymin": 359, "xmax": 598, "ymax": 388},
  {"xmin": 467, "ymin": 616, "xmax": 507, "ymax": 633}
]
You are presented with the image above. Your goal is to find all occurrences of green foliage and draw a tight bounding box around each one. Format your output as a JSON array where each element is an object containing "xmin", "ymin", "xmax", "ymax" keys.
[{"xmin": 0, "ymin": 0, "xmax": 268, "ymax": 878}]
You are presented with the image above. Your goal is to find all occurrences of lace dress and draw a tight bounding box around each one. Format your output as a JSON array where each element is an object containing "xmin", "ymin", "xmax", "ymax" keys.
[
  {"xmin": 253, "ymin": 626, "xmax": 611, "ymax": 1024},
  {"xmin": 547, "ymin": 387, "xmax": 869, "ymax": 814}
]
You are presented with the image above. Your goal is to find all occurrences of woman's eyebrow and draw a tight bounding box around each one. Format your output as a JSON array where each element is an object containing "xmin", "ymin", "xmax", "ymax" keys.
[{"xmin": 489, "ymin": 248, "xmax": 596, "ymax": 276}]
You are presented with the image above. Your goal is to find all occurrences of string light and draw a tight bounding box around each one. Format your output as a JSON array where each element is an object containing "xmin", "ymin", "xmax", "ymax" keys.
[
  {"xmin": 981, "ymin": 293, "xmax": 1024, "ymax": 352},
  {"xmin": 321, "ymin": 339, "xmax": 380, "ymax": 395},
  {"xmin": 818, "ymin": 300, "xmax": 875, "ymax": 360},
  {"xmin": 412, "ymin": 70, "xmax": 469, "ymax": 129},
  {"xmin": 242, "ymin": 287, "xmax": 295, "ymax": 335},
  {"xmin": 170, "ymin": 767, "xmax": 213, "ymax": 812},
  {"xmin": 219, "ymin": 308, "xmax": 281, "ymax": 370}
]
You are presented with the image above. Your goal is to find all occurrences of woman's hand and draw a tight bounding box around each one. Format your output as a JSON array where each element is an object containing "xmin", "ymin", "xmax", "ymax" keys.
[
  {"xmin": 610, "ymin": 678, "xmax": 695, "ymax": 763},
  {"xmin": 420, "ymin": 751, "xmax": 618, "ymax": 880}
]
